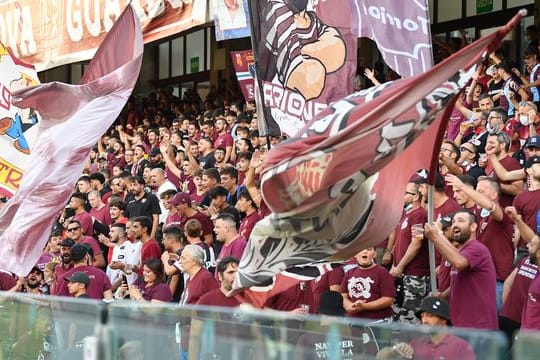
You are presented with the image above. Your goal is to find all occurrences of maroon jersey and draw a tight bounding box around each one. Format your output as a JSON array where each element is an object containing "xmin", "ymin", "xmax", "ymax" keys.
[
  {"xmin": 138, "ymin": 281, "xmax": 173, "ymax": 302},
  {"xmin": 74, "ymin": 211, "xmax": 94, "ymax": 236},
  {"xmin": 501, "ymin": 257, "xmax": 538, "ymax": 323},
  {"xmin": 56, "ymin": 265, "xmax": 111, "ymax": 299},
  {"xmin": 185, "ymin": 212, "xmax": 214, "ymax": 239},
  {"xmin": 513, "ymin": 189, "xmax": 540, "ymax": 248},
  {"xmin": 409, "ymin": 334, "xmax": 476, "ymax": 360},
  {"xmin": 341, "ymin": 265, "xmax": 395, "ymax": 319},
  {"xmin": 214, "ymin": 133, "xmax": 233, "ymax": 150},
  {"xmin": 485, "ymin": 156, "xmax": 522, "ymax": 208},
  {"xmin": 139, "ymin": 239, "xmax": 162, "ymax": 275},
  {"xmin": 180, "ymin": 268, "xmax": 219, "ymax": 305},
  {"xmin": 80, "ymin": 236, "xmax": 104, "ymax": 257},
  {"xmin": 311, "ymin": 266, "xmax": 345, "ymax": 313},
  {"xmin": 521, "ymin": 268, "xmax": 540, "ymax": 330},
  {"xmin": 476, "ymin": 210, "xmax": 514, "ymax": 281},
  {"xmin": 239, "ymin": 210, "xmax": 262, "ymax": 240},
  {"xmin": 90, "ymin": 205, "xmax": 112, "ymax": 227},
  {"xmin": 450, "ymin": 240, "xmax": 498, "ymax": 330},
  {"xmin": 437, "ymin": 260, "xmax": 452, "ymax": 294},
  {"xmin": 198, "ymin": 288, "xmax": 240, "ymax": 307},
  {"xmin": 392, "ymin": 207, "xmax": 429, "ymax": 276}
]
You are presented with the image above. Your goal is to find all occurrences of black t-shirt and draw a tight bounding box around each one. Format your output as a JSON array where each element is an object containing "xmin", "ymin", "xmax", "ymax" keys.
[
  {"xmin": 199, "ymin": 152, "xmax": 216, "ymax": 170},
  {"xmin": 124, "ymin": 192, "xmax": 161, "ymax": 219}
]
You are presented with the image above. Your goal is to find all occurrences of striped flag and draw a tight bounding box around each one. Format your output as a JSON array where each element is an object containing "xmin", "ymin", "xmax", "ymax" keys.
[
  {"xmin": 232, "ymin": 11, "xmax": 526, "ymax": 293},
  {"xmin": 0, "ymin": 5, "xmax": 144, "ymax": 276}
]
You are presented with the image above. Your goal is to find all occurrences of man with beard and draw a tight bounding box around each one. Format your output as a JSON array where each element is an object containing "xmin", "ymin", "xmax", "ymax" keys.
[
  {"xmin": 125, "ymin": 176, "xmax": 161, "ymax": 239},
  {"xmin": 387, "ymin": 181, "xmax": 429, "ymax": 324},
  {"xmin": 105, "ymin": 223, "xmax": 141, "ymax": 289},
  {"xmin": 132, "ymin": 216, "xmax": 162, "ymax": 276},
  {"xmin": 214, "ymin": 118, "xmax": 234, "ymax": 163},
  {"xmin": 521, "ymin": 234, "xmax": 540, "ymax": 330},
  {"xmin": 214, "ymin": 147, "xmax": 227, "ymax": 169},
  {"xmin": 68, "ymin": 192, "xmax": 93, "ymax": 237},
  {"xmin": 54, "ymin": 238, "xmax": 75, "ymax": 290},
  {"xmin": 446, "ymin": 175, "xmax": 514, "ymax": 312},
  {"xmin": 483, "ymin": 131, "xmax": 523, "ymax": 208},
  {"xmin": 24, "ymin": 267, "xmax": 48, "ymax": 295},
  {"xmin": 197, "ymin": 137, "xmax": 216, "ymax": 170},
  {"xmin": 198, "ymin": 256, "xmax": 240, "ymax": 306},
  {"xmin": 424, "ymin": 210, "xmax": 498, "ymax": 330}
]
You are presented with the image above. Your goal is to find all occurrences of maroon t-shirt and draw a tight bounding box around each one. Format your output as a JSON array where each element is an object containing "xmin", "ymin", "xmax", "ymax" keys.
[
  {"xmin": 476, "ymin": 210, "xmax": 514, "ymax": 281},
  {"xmin": 513, "ymin": 189, "xmax": 540, "ymax": 249},
  {"xmin": 434, "ymin": 197, "xmax": 461, "ymax": 265},
  {"xmin": 217, "ymin": 236, "xmax": 246, "ymax": 263},
  {"xmin": 138, "ymin": 281, "xmax": 173, "ymax": 302},
  {"xmin": 392, "ymin": 207, "xmax": 429, "ymax": 276},
  {"xmin": 265, "ymin": 281, "xmax": 314, "ymax": 312},
  {"xmin": 501, "ymin": 257, "xmax": 538, "ymax": 323},
  {"xmin": 80, "ymin": 236, "xmax": 104, "ymax": 257},
  {"xmin": 164, "ymin": 213, "xmax": 183, "ymax": 229},
  {"xmin": 450, "ymin": 240, "xmax": 498, "ymax": 330},
  {"xmin": 74, "ymin": 211, "xmax": 94, "ymax": 236},
  {"xmin": 214, "ymin": 133, "xmax": 233, "ymax": 150},
  {"xmin": 197, "ymin": 288, "xmax": 240, "ymax": 307},
  {"xmin": 139, "ymin": 239, "xmax": 162, "ymax": 275},
  {"xmin": 485, "ymin": 155, "xmax": 522, "ymax": 208},
  {"xmin": 239, "ymin": 210, "xmax": 262, "ymax": 241},
  {"xmin": 409, "ymin": 334, "xmax": 476, "ymax": 360},
  {"xmin": 56, "ymin": 265, "xmax": 112, "ymax": 299},
  {"xmin": 521, "ymin": 272, "xmax": 540, "ymax": 330},
  {"xmin": 437, "ymin": 260, "xmax": 452, "ymax": 294},
  {"xmin": 340, "ymin": 265, "xmax": 395, "ymax": 319},
  {"xmin": 311, "ymin": 266, "xmax": 345, "ymax": 313},
  {"xmin": 185, "ymin": 212, "xmax": 214, "ymax": 239},
  {"xmin": 180, "ymin": 268, "xmax": 219, "ymax": 305},
  {"xmin": 90, "ymin": 205, "xmax": 112, "ymax": 227}
]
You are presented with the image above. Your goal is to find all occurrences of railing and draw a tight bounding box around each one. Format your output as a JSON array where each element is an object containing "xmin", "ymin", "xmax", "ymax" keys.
[{"xmin": 0, "ymin": 292, "xmax": 519, "ymax": 360}]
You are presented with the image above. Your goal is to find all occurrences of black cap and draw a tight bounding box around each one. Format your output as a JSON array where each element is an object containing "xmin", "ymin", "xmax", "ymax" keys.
[
  {"xmin": 318, "ymin": 291, "xmax": 345, "ymax": 316},
  {"xmin": 526, "ymin": 136, "xmax": 540, "ymax": 149},
  {"xmin": 65, "ymin": 271, "xmax": 90, "ymax": 286},
  {"xmin": 70, "ymin": 244, "xmax": 89, "ymax": 262},
  {"xmin": 60, "ymin": 238, "xmax": 76, "ymax": 248},
  {"xmin": 415, "ymin": 297, "xmax": 451, "ymax": 324}
]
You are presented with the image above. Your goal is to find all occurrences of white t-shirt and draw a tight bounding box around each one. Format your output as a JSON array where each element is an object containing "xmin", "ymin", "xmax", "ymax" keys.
[{"xmin": 106, "ymin": 240, "xmax": 142, "ymax": 285}]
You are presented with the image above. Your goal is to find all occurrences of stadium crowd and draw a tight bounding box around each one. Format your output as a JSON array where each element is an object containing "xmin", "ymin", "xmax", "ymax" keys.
[{"xmin": 2, "ymin": 28, "xmax": 540, "ymax": 359}]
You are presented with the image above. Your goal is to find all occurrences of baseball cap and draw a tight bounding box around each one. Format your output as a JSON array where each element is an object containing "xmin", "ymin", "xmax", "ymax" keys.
[
  {"xmin": 70, "ymin": 243, "xmax": 89, "ymax": 262},
  {"xmin": 169, "ymin": 192, "xmax": 191, "ymax": 206},
  {"xmin": 60, "ymin": 238, "xmax": 76, "ymax": 248},
  {"xmin": 415, "ymin": 297, "xmax": 451, "ymax": 324},
  {"xmin": 526, "ymin": 136, "xmax": 540, "ymax": 149},
  {"xmin": 65, "ymin": 271, "xmax": 90, "ymax": 286}
]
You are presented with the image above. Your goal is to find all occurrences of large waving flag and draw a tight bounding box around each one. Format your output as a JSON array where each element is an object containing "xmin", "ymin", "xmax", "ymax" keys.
[
  {"xmin": 0, "ymin": 5, "xmax": 143, "ymax": 276},
  {"xmin": 0, "ymin": 45, "xmax": 41, "ymax": 199},
  {"xmin": 233, "ymin": 11, "xmax": 525, "ymax": 292}
]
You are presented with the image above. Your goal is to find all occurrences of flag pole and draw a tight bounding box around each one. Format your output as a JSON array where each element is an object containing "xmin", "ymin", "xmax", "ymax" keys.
[{"xmin": 427, "ymin": 185, "xmax": 438, "ymax": 293}]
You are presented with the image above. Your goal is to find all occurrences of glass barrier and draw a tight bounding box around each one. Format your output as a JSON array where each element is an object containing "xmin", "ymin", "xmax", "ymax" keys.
[
  {"xmin": 0, "ymin": 292, "xmax": 518, "ymax": 360},
  {"xmin": 513, "ymin": 331, "xmax": 540, "ymax": 360}
]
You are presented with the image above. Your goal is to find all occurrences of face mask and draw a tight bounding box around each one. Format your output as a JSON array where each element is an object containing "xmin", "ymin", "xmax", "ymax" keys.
[
  {"xmin": 487, "ymin": 122, "xmax": 500, "ymax": 134},
  {"xmin": 404, "ymin": 203, "xmax": 413, "ymax": 212},
  {"xmin": 520, "ymin": 114, "xmax": 529, "ymax": 126}
]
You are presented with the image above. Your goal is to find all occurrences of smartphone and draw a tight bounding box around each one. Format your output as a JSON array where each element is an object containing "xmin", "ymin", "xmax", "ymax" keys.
[{"xmin": 122, "ymin": 274, "xmax": 128, "ymax": 285}]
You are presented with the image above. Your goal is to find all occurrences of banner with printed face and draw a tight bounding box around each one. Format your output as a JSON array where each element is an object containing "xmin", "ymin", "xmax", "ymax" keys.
[
  {"xmin": 0, "ymin": 0, "xmax": 206, "ymax": 71},
  {"xmin": 213, "ymin": 0, "xmax": 251, "ymax": 41},
  {"xmin": 0, "ymin": 44, "xmax": 41, "ymax": 199},
  {"xmin": 230, "ymin": 50, "xmax": 255, "ymax": 101},
  {"xmin": 354, "ymin": 0, "xmax": 433, "ymax": 78},
  {"xmin": 250, "ymin": 0, "xmax": 358, "ymax": 137},
  {"xmin": 232, "ymin": 11, "xmax": 525, "ymax": 291}
]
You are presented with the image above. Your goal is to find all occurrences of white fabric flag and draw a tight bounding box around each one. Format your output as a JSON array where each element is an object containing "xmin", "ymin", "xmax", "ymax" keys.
[{"xmin": 0, "ymin": 5, "xmax": 144, "ymax": 275}]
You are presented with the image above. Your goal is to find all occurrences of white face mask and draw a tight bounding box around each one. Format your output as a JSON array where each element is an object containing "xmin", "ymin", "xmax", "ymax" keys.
[
  {"xmin": 520, "ymin": 114, "xmax": 529, "ymax": 126},
  {"xmin": 404, "ymin": 203, "xmax": 413, "ymax": 212},
  {"xmin": 487, "ymin": 122, "xmax": 500, "ymax": 134}
]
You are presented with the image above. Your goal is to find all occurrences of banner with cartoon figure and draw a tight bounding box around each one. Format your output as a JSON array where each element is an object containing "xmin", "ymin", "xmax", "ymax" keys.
[
  {"xmin": 250, "ymin": 0, "xmax": 358, "ymax": 137},
  {"xmin": 0, "ymin": 43, "xmax": 40, "ymax": 199}
]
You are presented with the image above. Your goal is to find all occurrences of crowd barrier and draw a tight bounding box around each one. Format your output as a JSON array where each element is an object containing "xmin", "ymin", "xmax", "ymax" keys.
[{"xmin": 0, "ymin": 292, "xmax": 527, "ymax": 359}]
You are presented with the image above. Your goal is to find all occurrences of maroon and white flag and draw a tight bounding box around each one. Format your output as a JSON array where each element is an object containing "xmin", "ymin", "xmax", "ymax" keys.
[
  {"xmin": 354, "ymin": 0, "xmax": 433, "ymax": 77},
  {"xmin": 0, "ymin": 5, "xmax": 143, "ymax": 276},
  {"xmin": 233, "ymin": 11, "xmax": 525, "ymax": 291},
  {"xmin": 230, "ymin": 50, "xmax": 255, "ymax": 101}
]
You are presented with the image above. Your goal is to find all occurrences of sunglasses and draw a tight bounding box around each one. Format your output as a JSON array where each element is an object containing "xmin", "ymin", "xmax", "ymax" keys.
[{"xmin": 67, "ymin": 227, "xmax": 81, "ymax": 232}]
